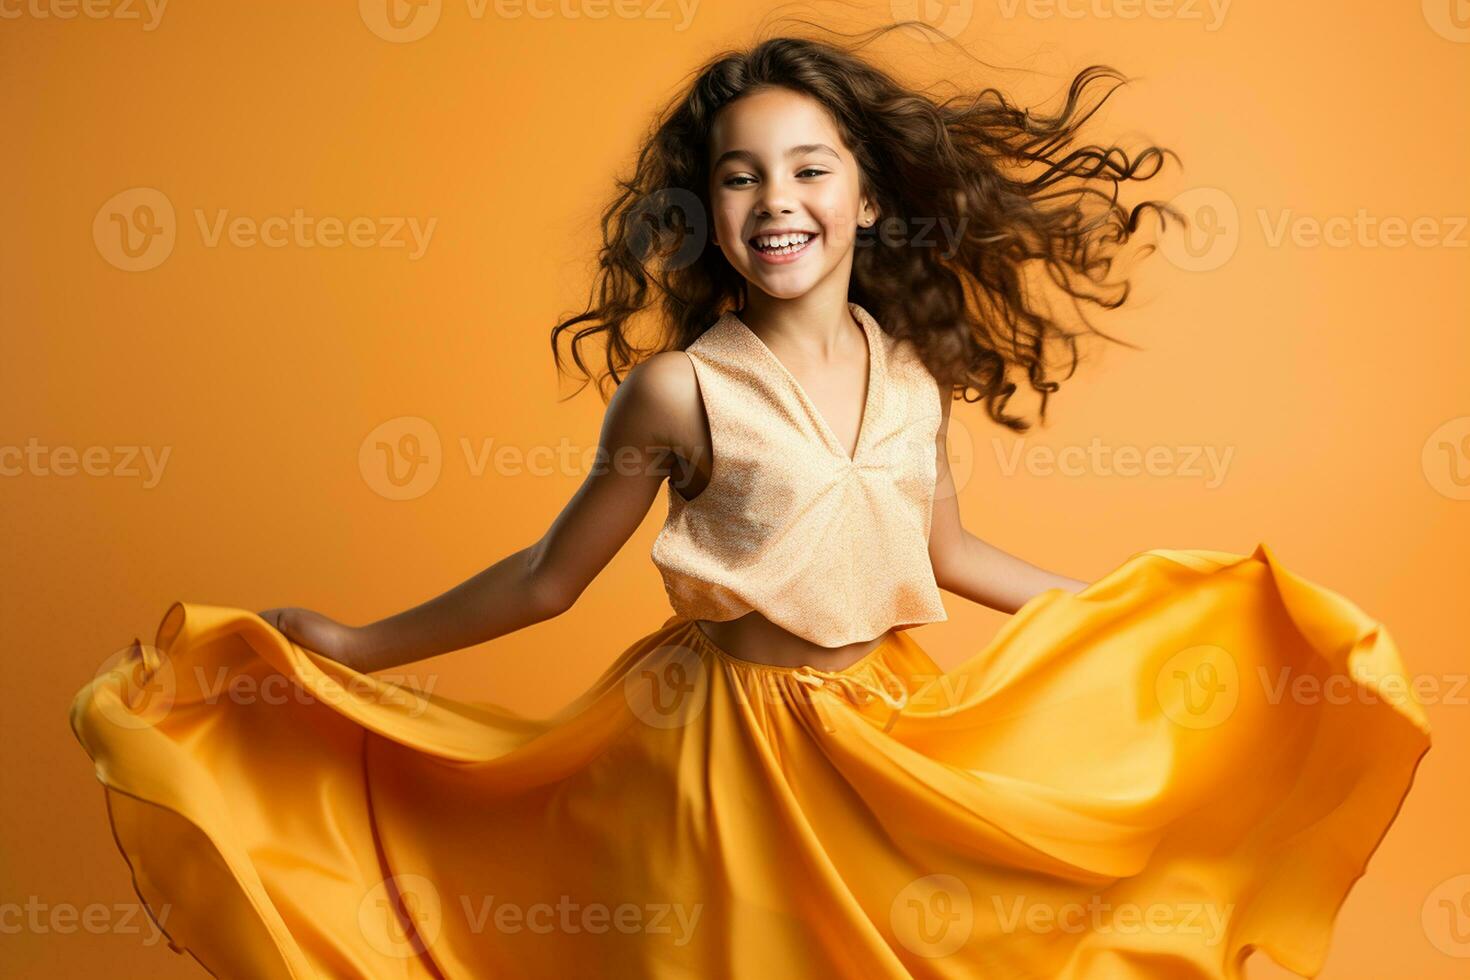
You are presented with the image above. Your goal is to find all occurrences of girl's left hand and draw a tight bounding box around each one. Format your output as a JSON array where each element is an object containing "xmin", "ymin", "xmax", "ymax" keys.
[{"xmin": 257, "ymin": 607, "xmax": 362, "ymax": 670}]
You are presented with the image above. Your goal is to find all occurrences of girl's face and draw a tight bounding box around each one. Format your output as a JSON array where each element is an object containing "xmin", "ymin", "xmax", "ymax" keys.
[{"xmin": 707, "ymin": 86, "xmax": 876, "ymax": 300}]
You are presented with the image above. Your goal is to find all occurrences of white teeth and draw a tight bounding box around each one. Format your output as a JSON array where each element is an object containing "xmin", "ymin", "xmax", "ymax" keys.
[{"xmin": 754, "ymin": 232, "xmax": 813, "ymax": 250}]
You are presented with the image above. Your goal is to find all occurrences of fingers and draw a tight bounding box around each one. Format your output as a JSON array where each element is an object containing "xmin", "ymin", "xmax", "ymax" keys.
[{"xmin": 257, "ymin": 608, "xmax": 292, "ymax": 635}]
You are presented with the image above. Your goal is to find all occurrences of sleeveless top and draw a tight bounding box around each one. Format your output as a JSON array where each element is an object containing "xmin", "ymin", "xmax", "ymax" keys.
[{"xmin": 650, "ymin": 301, "xmax": 949, "ymax": 648}]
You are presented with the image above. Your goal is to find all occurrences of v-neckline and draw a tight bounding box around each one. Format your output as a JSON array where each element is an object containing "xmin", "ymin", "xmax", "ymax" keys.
[{"xmin": 728, "ymin": 302, "xmax": 878, "ymax": 465}]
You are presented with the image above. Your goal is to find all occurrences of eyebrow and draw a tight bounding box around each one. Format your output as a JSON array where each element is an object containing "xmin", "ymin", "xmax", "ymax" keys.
[{"xmin": 712, "ymin": 143, "xmax": 840, "ymax": 169}]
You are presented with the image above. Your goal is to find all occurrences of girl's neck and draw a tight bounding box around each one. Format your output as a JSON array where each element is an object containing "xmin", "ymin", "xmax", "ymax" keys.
[{"xmin": 739, "ymin": 292, "xmax": 860, "ymax": 359}]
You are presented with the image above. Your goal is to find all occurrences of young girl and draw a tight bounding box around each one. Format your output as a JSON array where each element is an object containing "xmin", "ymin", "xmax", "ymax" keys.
[{"xmin": 71, "ymin": 28, "xmax": 1430, "ymax": 980}]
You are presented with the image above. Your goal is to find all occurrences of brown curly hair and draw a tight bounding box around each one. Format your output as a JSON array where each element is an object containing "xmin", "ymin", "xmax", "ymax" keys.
[{"xmin": 549, "ymin": 21, "xmax": 1182, "ymax": 432}]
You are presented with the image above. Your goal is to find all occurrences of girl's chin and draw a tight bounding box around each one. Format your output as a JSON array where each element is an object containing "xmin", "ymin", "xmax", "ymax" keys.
[
  {"xmin": 744, "ymin": 271, "xmax": 822, "ymax": 295},
  {"xmin": 743, "ymin": 256, "xmax": 824, "ymax": 281}
]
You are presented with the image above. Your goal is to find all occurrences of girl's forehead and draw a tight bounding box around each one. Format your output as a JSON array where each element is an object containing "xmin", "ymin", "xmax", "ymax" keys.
[{"xmin": 709, "ymin": 93, "xmax": 845, "ymax": 153}]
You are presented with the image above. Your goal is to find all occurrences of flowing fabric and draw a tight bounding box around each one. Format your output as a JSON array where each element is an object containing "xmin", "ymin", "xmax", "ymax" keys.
[{"xmin": 68, "ymin": 542, "xmax": 1431, "ymax": 979}]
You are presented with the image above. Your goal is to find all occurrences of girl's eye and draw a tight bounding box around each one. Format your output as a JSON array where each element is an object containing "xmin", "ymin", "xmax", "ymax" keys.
[{"xmin": 723, "ymin": 169, "xmax": 829, "ymax": 187}]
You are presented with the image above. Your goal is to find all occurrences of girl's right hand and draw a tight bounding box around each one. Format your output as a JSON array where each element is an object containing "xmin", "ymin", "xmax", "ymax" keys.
[{"xmin": 257, "ymin": 607, "xmax": 365, "ymax": 672}]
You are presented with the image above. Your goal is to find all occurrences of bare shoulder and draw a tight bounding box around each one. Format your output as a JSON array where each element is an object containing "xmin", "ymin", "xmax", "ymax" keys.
[
  {"xmin": 626, "ymin": 348, "xmax": 696, "ymax": 393},
  {"xmin": 620, "ymin": 350, "xmax": 698, "ymax": 418},
  {"xmin": 611, "ymin": 350, "xmax": 702, "ymax": 452}
]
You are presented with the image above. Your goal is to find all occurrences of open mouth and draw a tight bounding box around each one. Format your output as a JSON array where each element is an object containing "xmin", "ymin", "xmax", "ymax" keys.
[{"xmin": 748, "ymin": 231, "xmax": 818, "ymax": 261}]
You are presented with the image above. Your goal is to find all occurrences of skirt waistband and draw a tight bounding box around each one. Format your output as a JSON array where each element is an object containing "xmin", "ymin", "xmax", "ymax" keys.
[
  {"xmin": 672, "ymin": 615, "xmax": 899, "ymax": 676},
  {"xmin": 667, "ymin": 616, "xmax": 910, "ymax": 734}
]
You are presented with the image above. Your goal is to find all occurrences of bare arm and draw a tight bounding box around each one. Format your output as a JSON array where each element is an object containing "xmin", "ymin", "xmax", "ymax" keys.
[
  {"xmin": 263, "ymin": 352, "xmax": 693, "ymax": 673},
  {"xmin": 927, "ymin": 380, "xmax": 1090, "ymax": 614}
]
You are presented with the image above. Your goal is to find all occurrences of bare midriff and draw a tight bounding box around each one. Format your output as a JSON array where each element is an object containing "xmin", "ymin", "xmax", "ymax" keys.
[{"xmin": 694, "ymin": 610, "xmax": 891, "ymax": 671}]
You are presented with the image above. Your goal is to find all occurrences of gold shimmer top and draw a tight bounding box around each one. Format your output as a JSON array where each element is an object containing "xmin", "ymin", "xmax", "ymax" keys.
[{"xmin": 651, "ymin": 301, "xmax": 949, "ymax": 647}]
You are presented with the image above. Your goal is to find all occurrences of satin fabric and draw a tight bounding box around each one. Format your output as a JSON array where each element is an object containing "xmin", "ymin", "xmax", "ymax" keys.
[{"xmin": 69, "ymin": 542, "xmax": 1430, "ymax": 979}]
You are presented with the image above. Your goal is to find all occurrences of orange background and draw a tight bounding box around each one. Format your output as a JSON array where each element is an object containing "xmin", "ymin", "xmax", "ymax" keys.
[{"xmin": 4, "ymin": 2, "xmax": 1466, "ymax": 976}]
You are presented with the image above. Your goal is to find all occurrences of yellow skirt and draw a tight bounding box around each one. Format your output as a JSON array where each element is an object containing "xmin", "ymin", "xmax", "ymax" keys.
[{"xmin": 68, "ymin": 543, "xmax": 1431, "ymax": 979}]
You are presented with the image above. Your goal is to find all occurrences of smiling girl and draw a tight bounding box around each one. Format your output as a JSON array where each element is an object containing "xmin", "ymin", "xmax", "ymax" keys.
[{"xmin": 71, "ymin": 26, "xmax": 1430, "ymax": 980}]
